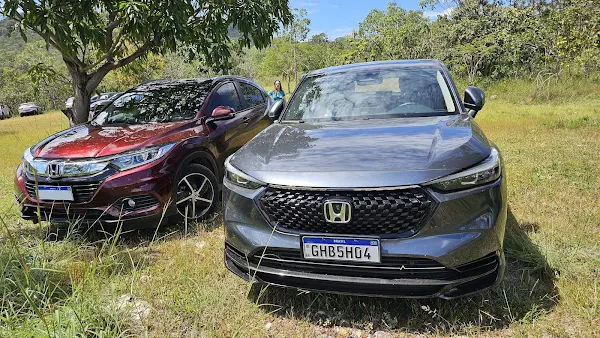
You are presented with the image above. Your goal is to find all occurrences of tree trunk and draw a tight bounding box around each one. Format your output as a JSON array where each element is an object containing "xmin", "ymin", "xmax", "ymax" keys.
[
  {"xmin": 65, "ymin": 62, "xmax": 112, "ymax": 126},
  {"xmin": 65, "ymin": 62, "xmax": 92, "ymax": 125},
  {"xmin": 293, "ymin": 44, "xmax": 298, "ymax": 88},
  {"xmin": 72, "ymin": 84, "xmax": 91, "ymax": 125}
]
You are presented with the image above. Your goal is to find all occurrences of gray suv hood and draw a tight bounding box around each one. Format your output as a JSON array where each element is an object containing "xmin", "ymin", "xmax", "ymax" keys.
[{"xmin": 230, "ymin": 115, "xmax": 491, "ymax": 188}]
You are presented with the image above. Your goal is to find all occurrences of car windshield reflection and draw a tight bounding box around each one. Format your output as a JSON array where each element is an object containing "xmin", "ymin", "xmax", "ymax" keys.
[
  {"xmin": 282, "ymin": 67, "xmax": 457, "ymax": 122},
  {"xmin": 93, "ymin": 81, "xmax": 212, "ymax": 125}
]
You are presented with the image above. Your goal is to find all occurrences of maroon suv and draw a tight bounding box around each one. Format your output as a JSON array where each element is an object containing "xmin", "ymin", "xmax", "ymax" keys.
[{"xmin": 14, "ymin": 76, "xmax": 272, "ymax": 227}]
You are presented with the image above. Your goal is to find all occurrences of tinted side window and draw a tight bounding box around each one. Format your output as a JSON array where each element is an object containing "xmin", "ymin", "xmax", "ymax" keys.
[
  {"xmin": 239, "ymin": 83, "xmax": 266, "ymax": 108},
  {"xmin": 207, "ymin": 83, "xmax": 242, "ymax": 113}
]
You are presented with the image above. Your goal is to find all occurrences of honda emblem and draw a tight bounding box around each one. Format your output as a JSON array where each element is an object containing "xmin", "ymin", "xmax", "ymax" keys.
[
  {"xmin": 323, "ymin": 200, "xmax": 352, "ymax": 223},
  {"xmin": 46, "ymin": 161, "xmax": 64, "ymax": 178}
]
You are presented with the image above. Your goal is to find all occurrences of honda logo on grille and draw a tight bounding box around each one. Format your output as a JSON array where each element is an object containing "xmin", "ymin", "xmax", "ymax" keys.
[
  {"xmin": 323, "ymin": 200, "xmax": 352, "ymax": 223},
  {"xmin": 46, "ymin": 161, "xmax": 64, "ymax": 178}
]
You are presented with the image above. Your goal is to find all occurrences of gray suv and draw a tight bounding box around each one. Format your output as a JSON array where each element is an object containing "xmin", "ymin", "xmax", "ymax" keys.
[{"xmin": 222, "ymin": 60, "xmax": 507, "ymax": 299}]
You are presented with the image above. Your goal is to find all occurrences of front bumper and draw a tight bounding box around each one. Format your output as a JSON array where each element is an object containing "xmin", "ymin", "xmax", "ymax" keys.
[
  {"xmin": 225, "ymin": 244, "xmax": 504, "ymax": 299},
  {"xmin": 14, "ymin": 156, "xmax": 178, "ymax": 228},
  {"xmin": 222, "ymin": 176, "xmax": 507, "ymax": 299}
]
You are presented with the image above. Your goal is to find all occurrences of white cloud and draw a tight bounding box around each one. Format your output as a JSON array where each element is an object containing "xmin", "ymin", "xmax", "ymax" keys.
[
  {"xmin": 423, "ymin": 7, "xmax": 455, "ymax": 19},
  {"xmin": 292, "ymin": 0, "xmax": 319, "ymax": 7},
  {"xmin": 329, "ymin": 27, "xmax": 354, "ymax": 39}
]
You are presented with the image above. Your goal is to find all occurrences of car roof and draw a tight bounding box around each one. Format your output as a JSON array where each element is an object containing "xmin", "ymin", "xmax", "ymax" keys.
[
  {"xmin": 134, "ymin": 76, "xmax": 263, "ymax": 92},
  {"xmin": 307, "ymin": 59, "xmax": 445, "ymax": 77},
  {"xmin": 132, "ymin": 78, "xmax": 211, "ymax": 92}
]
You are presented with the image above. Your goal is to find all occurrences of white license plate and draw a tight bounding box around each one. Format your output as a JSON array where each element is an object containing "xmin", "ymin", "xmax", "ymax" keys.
[
  {"xmin": 37, "ymin": 186, "xmax": 74, "ymax": 201},
  {"xmin": 302, "ymin": 236, "xmax": 381, "ymax": 263}
]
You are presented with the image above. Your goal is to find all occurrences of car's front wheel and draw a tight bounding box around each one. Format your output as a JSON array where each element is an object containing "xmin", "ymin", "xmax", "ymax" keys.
[{"xmin": 174, "ymin": 164, "xmax": 218, "ymax": 223}]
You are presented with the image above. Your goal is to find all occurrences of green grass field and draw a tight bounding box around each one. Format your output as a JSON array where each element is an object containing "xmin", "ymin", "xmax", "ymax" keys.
[{"xmin": 0, "ymin": 80, "xmax": 599, "ymax": 337}]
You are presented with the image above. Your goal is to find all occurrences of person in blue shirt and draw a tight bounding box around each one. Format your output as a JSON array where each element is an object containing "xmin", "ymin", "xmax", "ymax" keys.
[{"xmin": 268, "ymin": 80, "xmax": 285, "ymax": 102}]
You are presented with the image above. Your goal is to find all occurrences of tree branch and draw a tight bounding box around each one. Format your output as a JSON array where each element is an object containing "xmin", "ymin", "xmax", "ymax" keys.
[
  {"xmin": 85, "ymin": 40, "xmax": 153, "ymax": 93},
  {"xmin": 83, "ymin": 31, "xmax": 126, "ymax": 73},
  {"xmin": 105, "ymin": 13, "xmax": 123, "ymax": 62},
  {"xmin": 11, "ymin": 9, "xmax": 86, "ymax": 69},
  {"xmin": 114, "ymin": 40, "xmax": 152, "ymax": 68}
]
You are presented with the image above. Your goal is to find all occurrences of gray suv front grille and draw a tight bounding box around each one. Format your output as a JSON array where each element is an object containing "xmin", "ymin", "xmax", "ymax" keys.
[{"xmin": 259, "ymin": 187, "xmax": 434, "ymax": 236}]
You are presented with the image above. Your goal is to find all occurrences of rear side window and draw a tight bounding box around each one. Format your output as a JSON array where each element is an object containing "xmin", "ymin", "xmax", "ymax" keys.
[
  {"xmin": 239, "ymin": 82, "xmax": 266, "ymax": 108},
  {"xmin": 207, "ymin": 83, "xmax": 242, "ymax": 113}
]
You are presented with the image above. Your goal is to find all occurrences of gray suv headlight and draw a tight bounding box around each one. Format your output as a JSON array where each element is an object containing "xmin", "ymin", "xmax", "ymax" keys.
[
  {"xmin": 427, "ymin": 147, "xmax": 501, "ymax": 191},
  {"xmin": 225, "ymin": 156, "xmax": 265, "ymax": 190}
]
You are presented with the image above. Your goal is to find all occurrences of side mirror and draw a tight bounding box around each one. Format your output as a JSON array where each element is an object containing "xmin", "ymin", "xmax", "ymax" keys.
[
  {"xmin": 208, "ymin": 106, "xmax": 235, "ymax": 122},
  {"xmin": 464, "ymin": 86, "xmax": 485, "ymax": 118},
  {"xmin": 268, "ymin": 100, "xmax": 284, "ymax": 120}
]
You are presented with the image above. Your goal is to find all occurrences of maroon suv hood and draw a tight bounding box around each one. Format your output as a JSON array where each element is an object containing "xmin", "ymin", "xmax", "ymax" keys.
[{"xmin": 34, "ymin": 122, "xmax": 189, "ymax": 159}]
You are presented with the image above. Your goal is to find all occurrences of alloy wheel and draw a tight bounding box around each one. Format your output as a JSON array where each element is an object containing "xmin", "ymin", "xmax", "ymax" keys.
[{"xmin": 176, "ymin": 173, "xmax": 215, "ymax": 220}]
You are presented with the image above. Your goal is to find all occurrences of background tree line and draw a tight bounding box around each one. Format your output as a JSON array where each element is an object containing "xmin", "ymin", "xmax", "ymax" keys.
[{"xmin": 0, "ymin": 0, "xmax": 598, "ymax": 115}]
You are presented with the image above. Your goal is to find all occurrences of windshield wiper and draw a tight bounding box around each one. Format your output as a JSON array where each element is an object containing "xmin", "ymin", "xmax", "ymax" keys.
[{"xmin": 281, "ymin": 120, "xmax": 304, "ymax": 124}]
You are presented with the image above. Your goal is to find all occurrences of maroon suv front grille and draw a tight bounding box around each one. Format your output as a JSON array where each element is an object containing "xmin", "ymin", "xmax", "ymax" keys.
[
  {"xmin": 24, "ymin": 180, "xmax": 101, "ymax": 203},
  {"xmin": 259, "ymin": 187, "xmax": 434, "ymax": 236}
]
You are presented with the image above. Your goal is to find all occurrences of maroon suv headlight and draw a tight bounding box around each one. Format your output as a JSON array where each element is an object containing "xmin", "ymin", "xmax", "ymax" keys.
[
  {"xmin": 21, "ymin": 143, "xmax": 175, "ymax": 177},
  {"xmin": 22, "ymin": 147, "xmax": 44, "ymax": 174},
  {"xmin": 109, "ymin": 143, "xmax": 175, "ymax": 171}
]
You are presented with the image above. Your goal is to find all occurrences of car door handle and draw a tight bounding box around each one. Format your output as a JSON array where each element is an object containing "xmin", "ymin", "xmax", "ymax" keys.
[{"xmin": 242, "ymin": 117, "xmax": 251, "ymax": 124}]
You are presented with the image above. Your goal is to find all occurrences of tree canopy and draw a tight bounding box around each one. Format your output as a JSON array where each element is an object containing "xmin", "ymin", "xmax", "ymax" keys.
[{"xmin": 1, "ymin": 0, "xmax": 291, "ymax": 123}]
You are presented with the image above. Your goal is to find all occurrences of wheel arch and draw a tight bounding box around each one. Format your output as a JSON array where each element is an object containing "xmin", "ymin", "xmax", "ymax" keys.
[{"xmin": 174, "ymin": 148, "xmax": 220, "ymax": 182}]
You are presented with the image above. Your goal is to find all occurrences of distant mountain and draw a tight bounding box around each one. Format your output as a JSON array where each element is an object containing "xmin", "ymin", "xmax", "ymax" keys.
[{"xmin": 0, "ymin": 19, "xmax": 30, "ymax": 50}]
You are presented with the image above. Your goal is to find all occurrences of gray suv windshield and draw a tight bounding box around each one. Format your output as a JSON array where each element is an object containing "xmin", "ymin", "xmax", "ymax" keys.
[{"xmin": 283, "ymin": 67, "xmax": 457, "ymax": 122}]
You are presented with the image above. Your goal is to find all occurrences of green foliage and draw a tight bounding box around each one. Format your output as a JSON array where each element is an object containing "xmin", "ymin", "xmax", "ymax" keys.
[
  {"xmin": 545, "ymin": 0, "xmax": 600, "ymax": 75},
  {"xmin": 2, "ymin": 0, "xmax": 292, "ymax": 123},
  {"xmin": 260, "ymin": 38, "xmax": 293, "ymax": 91},
  {"xmin": 281, "ymin": 8, "xmax": 311, "ymax": 90},
  {"xmin": 3, "ymin": 0, "xmax": 291, "ymax": 71},
  {"xmin": 1, "ymin": 0, "xmax": 600, "ymax": 120},
  {"xmin": 258, "ymin": 0, "xmax": 600, "ymax": 85},
  {"xmin": 0, "ymin": 217, "xmax": 136, "ymax": 337},
  {"xmin": 100, "ymin": 53, "xmax": 167, "ymax": 92},
  {"xmin": 0, "ymin": 35, "xmax": 71, "ymax": 113},
  {"xmin": 349, "ymin": 3, "xmax": 431, "ymax": 61}
]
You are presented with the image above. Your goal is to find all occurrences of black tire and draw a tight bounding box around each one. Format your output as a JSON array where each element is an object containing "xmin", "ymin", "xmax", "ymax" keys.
[{"xmin": 171, "ymin": 163, "xmax": 219, "ymax": 223}]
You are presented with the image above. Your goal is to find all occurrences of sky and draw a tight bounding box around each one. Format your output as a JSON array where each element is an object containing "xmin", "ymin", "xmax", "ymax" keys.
[
  {"xmin": 0, "ymin": 1, "xmax": 455, "ymax": 39},
  {"xmin": 289, "ymin": 0, "xmax": 455, "ymax": 39}
]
